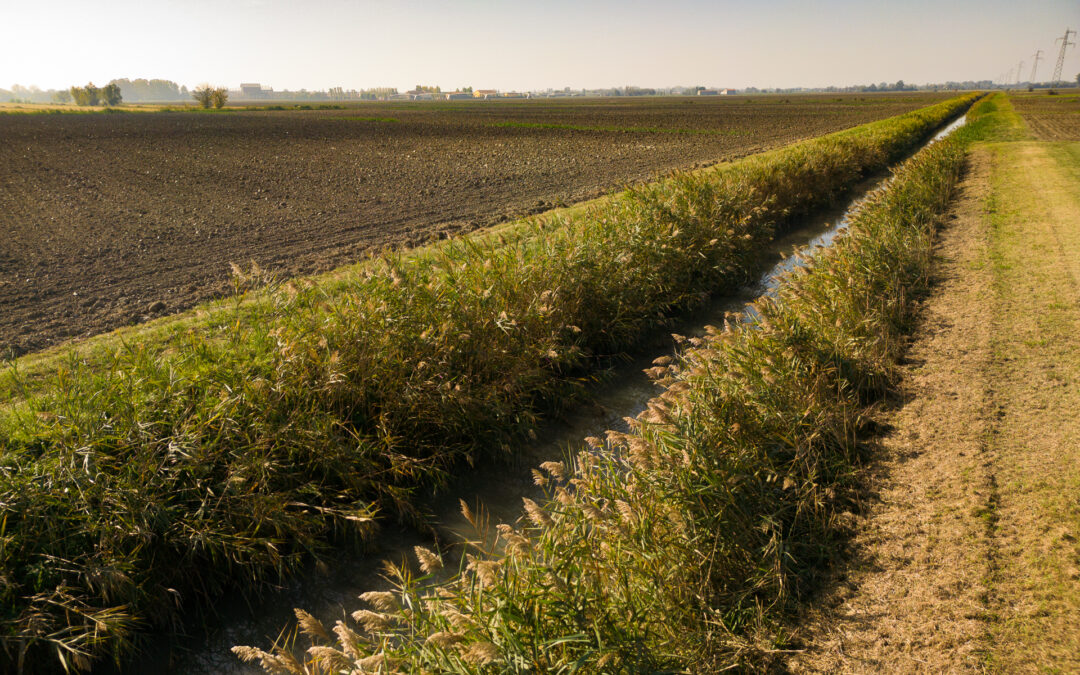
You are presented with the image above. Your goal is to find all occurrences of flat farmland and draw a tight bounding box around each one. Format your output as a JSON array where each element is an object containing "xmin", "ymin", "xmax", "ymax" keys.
[
  {"xmin": 1010, "ymin": 89, "xmax": 1080, "ymax": 140},
  {"xmin": 0, "ymin": 92, "xmax": 952, "ymax": 355}
]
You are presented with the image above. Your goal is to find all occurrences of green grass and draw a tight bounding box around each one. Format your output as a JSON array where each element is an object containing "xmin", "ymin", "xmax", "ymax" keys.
[
  {"xmin": 337, "ymin": 116, "xmax": 401, "ymax": 123},
  {"xmin": 241, "ymin": 94, "xmax": 1004, "ymax": 674},
  {"xmin": 490, "ymin": 120, "xmax": 749, "ymax": 135},
  {"xmin": 0, "ymin": 94, "xmax": 977, "ymax": 671},
  {"xmin": 0, "ymin": 106, "xmax": 130, "ymax": 116}
]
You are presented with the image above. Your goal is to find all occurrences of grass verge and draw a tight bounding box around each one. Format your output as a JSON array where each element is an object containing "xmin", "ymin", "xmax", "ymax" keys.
[
  {"xmin": 975, "ymin": 134, "xmax": 1080, "ymax": 670},
  {"xmin": 0, "ymin": 94, "xmax": 975, "ymax": 671},
  {"xmin": 490, "ymin": 121, "xmax": 748, "ymax": 136},
  {"xmin": 236, "ymin": 96, "xmax": 1009, "ymax": 673}
]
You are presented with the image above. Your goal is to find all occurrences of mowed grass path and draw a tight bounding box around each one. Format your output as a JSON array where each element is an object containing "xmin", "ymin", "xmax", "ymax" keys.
[
  {"xmin": 981, "ymin": 139, "xmax": 1080, "ymax": 670},
  {"xmin": 788, "ymin": 100, "xmax": 1080, "ymax": 672}
]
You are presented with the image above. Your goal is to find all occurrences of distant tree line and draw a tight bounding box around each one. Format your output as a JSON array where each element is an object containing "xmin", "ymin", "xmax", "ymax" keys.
[
  {"xmin": 69, "ymin": 82, "xmax": 122, "ymax": 106},
  {"xmin": 109, "ymin": 78, "xmax": 190, "ymax": 102}
]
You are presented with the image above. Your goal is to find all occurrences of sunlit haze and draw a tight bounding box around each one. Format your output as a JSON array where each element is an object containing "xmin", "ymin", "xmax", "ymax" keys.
[{"xmin": 3, "ymin": 0, "xmax": 1080, "ymax": 91}]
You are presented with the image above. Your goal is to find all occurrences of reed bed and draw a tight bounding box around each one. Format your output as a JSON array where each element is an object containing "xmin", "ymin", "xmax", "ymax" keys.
[
  {"xmin": 0, "ymin": 95, "xmax": 975, "ymax": 671},
  {"xmin": 237, "ymin": 94, "xmax": 1010, "ymax": 673}
]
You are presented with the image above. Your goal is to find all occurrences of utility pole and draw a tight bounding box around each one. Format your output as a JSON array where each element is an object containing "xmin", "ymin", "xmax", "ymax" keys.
[
  {"xmin": 1017, "ymin": 60, "xmax": 1025, "ymax": 84},
  {"xmin": 1031, "ymin": 49, "xmax": 1044, "ymax": 82},
  {"xmin": 1053, "ymin": 28, "xmax": 1077, "ymax": 84}
]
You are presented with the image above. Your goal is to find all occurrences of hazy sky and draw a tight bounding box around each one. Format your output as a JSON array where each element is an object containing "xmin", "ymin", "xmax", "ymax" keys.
[{"xmin": 3, "ymin": 0, "xmax": 1079, "ymax": 91}]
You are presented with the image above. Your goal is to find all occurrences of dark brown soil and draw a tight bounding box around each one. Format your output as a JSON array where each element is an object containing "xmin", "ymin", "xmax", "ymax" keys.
[
  {"xmin": 1010, "ymin": 89, "xmax": 1080, "ymax": 140},
  {"xmin": 0, "ymin": 93, "xmax": 949, "ymax": 356}
]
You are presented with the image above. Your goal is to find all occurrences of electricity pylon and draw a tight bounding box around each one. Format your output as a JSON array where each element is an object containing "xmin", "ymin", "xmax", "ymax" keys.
[
  {"xmin": 1017, "ymin": 60, "xmax": 1025, "ymax": 84},
  {"xmin": 1031, "ymin": 50, "xmax": 1044, "ymax": 82},
  {"xmin": 1053, "ymin": 28, "xmax": 1076, "ymax": 84}
]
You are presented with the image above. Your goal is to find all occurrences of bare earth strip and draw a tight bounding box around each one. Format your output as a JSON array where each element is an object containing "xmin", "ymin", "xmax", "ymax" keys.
[{"xmin": 788, "ymin": 140, "xmax": 1080, "ymax": 672}]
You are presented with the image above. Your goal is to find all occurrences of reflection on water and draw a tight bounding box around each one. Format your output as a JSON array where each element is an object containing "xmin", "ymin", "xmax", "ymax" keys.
[{"xmin": 125, "ymin": 113, "xmax": 967, "ymax": 674}]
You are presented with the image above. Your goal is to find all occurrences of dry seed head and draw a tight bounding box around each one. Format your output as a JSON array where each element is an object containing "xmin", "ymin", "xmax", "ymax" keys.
[
  {"xmin": 352, "ymin": 609, "xmax": 392, "ymax": 633},
  {"xmin": 667, "ymin": 381, "xmax": 691, "ymax": 394},
  {"xmin": 652, "ymin": 355, "xmax": 673, "ymax": 366},
  {"xmin": 522, "ymin": 497, "xmax": 553, "ymax": 528},
  {"xmin": 615, "ymin": 499, "xmax": 636, "ymax": 524},
  {"xmin": 359, "ymin": 590, "xmax": 398, "ymax": 612},
  {"xmin": 358, "ymin": 652, "xmax": 393, "ymax": 672},
  {"xmin": 628, "ymin": 436, "xmax": 655, "ymax": 464},
  {"xmin": 605, "ymin": 429, "xmax": 627, "ymax": 446},
  {"xmin": 584, "ymin": 436, "xmax": 603, "ymax": 449},
  {"xmin": 468, "ymin": 558, "xmax": 501, "ymax": 587},
  {"xmin": 426, "ymin": 631, "xmax": 464, "ymax": 648},
  {"xmin": 505, "ymin": 532, "xmax": 531, "ymax": 555},
  {"xmin": 307, "ymin": 645, "xmax": 350, "ymax": 667},
  {"xmin": 637, "ymin": 409, "xmax": 655, "ymax": 424},
  {"xmin": 459, "ymin": 499, "xmax": 477, "ymax": 528},
  {"xmin": 414, "ymin": 546, "xmax": 444, "ymax": 574},
  {"xmin": 442, "ymin": 608, "xmax": 473, "ymax": 631},
  {"xmin": 332, "ymin": 621, "xmax": 365, "ymax": 660},
  {"xmin": 230, "ymin": 646, "xmax": 270, "ymax": 664},
  {"xmin": 581, "ymin": 503, "xmax": 604, "ymax": 522},
  {"xmin": 461, "ymin": 641, "xmax": 500, "ymax": 666},
  {"xmin": 294, "ymin": 608, "xmax": 331, "ymax": 641},
  {"xmin": 531, "ymin": 469, "xmax": 548, "ymax": 487},
  {"xmin": 539, "ymin": 460, "xmax": 566, "ymax": 480}
]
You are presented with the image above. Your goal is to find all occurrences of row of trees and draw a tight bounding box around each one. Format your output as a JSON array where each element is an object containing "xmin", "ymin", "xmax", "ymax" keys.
[
  {"xmin": 109, "ymin": 78, "xmax": 189, "ymax": 102},
  {"xmin": 68, "ymin": 82, "xmax": 122, "ymax": 106}
]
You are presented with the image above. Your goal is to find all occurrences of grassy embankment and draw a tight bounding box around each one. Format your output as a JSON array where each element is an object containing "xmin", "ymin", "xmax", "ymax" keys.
[
  {"xmin": 0, "ymin": 95, "xmax": 975, "ymax": 671},
  {"xmin": 236, "ymin": 95, "xmax": 1021, "ymax": 673}
]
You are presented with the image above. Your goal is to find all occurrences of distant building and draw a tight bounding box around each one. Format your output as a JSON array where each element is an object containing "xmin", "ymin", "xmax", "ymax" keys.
[
  {"xmin": 473, "ymin": 89, "xmax": 498, "ymax": 99},
  {"xmin": 239, "ymin": 83, "xmax": 268, "ymax": 99},
  {"xmin": 697, "ymin": 88, "xmax": 736, "ymax": 96},
  {"xmin": 444, "ymin": 92, "xmax": 473, "ymax": 100}
]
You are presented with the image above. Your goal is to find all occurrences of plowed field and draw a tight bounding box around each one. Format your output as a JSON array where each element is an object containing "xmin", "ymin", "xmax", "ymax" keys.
[
  {"xmin": 1, "ymin": 93, "xmax": 951, "ymax": 355},
  {"xmin": 1011, "ymin": 90, "xmax": 1080, "ymax": 140}
]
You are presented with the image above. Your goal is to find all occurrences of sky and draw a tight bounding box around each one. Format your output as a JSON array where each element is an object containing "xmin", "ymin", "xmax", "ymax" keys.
[{"xmin": 3, "ymin": 0, "xmax": 1079, "ymax": 92}]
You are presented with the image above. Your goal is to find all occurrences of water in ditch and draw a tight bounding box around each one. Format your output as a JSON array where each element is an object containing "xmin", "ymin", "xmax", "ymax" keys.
[{"xmin": 127, "ymin": 112, "xmax": 967, "ymax": 674}]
